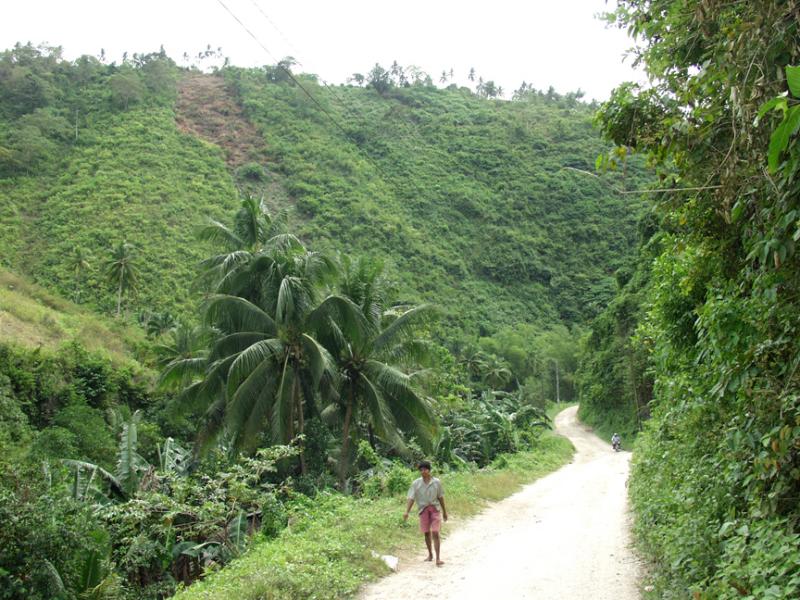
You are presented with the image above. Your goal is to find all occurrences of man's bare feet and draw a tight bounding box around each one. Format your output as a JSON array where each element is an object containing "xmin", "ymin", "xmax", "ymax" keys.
[
  {"xmin": 424, "ymin": 556, "xmax": 433, "ymax": 561},
  {"xmin": 436, "ymin": 560, "xmax": 445, "ymax": 567}
]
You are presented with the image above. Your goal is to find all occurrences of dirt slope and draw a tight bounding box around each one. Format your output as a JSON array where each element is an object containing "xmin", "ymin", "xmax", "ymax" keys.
[
  {"xmin": 357, "ymin": 406, "xmax": 642, "ymax": 599},
  {"xmin": 175, "ymin": 73, "xmax": 265, "ymax": 168}
]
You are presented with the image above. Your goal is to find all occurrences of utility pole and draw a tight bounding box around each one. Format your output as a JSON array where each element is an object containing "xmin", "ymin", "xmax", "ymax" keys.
[{"xmin": 553, "ymin": 358, "xmax": 560, "ymax": 404}]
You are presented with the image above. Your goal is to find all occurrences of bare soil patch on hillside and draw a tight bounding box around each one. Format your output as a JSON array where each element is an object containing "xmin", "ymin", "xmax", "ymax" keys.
[{"xmin": 175, "ymin": 73, "xmax": 266, "ymax": 168}]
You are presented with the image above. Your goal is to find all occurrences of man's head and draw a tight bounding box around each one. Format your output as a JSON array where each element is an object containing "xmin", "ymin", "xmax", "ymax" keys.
[{"xmin": 418, "ymin": 460, "xmax": 432, "ymax": 475}]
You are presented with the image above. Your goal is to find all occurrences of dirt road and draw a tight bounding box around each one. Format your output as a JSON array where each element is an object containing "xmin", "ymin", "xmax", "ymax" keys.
[{"xmin": 357, "ymin": 406, "xmax": 642, "ymax": 599}]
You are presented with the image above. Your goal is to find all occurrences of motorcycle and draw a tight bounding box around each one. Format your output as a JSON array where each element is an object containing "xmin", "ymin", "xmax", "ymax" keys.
[{"xmin": 611, "ymin": 437, "xmax": 622, "ymax": 452}]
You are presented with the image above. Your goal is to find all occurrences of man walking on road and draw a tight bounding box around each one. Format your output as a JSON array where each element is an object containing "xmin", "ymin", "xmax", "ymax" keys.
[{"xmin": 403, "ymin": 460, "xmax": 448, "ymax": 566}]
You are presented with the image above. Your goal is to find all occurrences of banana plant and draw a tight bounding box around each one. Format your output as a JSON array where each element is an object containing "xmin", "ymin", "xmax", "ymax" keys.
[
  {"xmin": 157, "ymin": 437, "xmax": 189, "ymax": 475},
  {"xmin": 116, "ymin": 410, "xmax": 147, "ymax": 496},
  {"xmin": 61, "ymin": 459, "xmax": 125, "ymax": 501}
]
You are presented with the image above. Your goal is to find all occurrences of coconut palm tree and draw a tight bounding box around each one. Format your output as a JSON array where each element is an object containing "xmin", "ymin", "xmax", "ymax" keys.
[
  {"xmin": 180, "ymin": 241, "xmax": 367, "ymax": 473},
  {"xmin": 145, "ymin": 311, "xmax": 176, "ymax": 338},
  {"xmin": 481, "ymin": 354, "xmax": 513, "ymax": 389},
  {"xmin": 323, "ymin": 256, "xmax": 437, "ymax": 489},
  {"xmin": 105, "ymin": 241, "xmax": 139, "ymax": 316},
  {"xmin": 197, "ymin": 196, "xmax": 285, "ymax": 293}
]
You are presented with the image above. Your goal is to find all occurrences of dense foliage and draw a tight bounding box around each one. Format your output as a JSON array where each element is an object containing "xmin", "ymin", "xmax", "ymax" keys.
[
  {"xmin": 576, "ymin": 212, "xmax": 658, "ymax": 442},
  {"xmin": 0, "ymin": 199, "xmax": 565, "ymax": 600},
  {"xmin": 579, "ymin": 1, "xmax": 800, "ymax": 596}
]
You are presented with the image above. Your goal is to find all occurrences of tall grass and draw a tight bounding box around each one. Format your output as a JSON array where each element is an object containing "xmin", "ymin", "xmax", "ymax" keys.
[{"xmin": 0, "ymin": 268, "xmax": 147, "ymax": 367}]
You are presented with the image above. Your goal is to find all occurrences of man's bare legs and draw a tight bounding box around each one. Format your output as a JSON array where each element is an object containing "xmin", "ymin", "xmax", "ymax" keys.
[
  {"xmin": 424, "ymin": 532, "xmax": 433, "ymax": 560},
  {"xmin": 432, "ymin": 531, "xmax": 443, "ymax": 566}
]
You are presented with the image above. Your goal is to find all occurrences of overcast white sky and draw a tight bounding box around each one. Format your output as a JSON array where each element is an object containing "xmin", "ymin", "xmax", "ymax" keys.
[{"xmin": 2, "ymin": 0, "xmax": 643, "ymax": 101}]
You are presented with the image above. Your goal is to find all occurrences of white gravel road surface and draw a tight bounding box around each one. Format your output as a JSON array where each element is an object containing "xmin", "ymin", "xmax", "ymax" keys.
[{"xmin": 356, "ymin": 405, "xmax": 642, "ymax": 600}]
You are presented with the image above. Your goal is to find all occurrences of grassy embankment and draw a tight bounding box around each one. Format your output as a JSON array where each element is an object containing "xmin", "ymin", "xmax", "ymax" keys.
[
  {"xmin": 173, "ymin": 430, "xmax": 574, "ymax": 600},
  {"xmin": 0, "ymin": 267, "xmax": 147, "ymax": 369}
]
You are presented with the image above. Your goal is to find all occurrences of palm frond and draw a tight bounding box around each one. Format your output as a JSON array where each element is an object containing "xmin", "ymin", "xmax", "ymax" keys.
[
  {"xmin": 266, "ymin": 233, "xmax": 305, "ymax": 254},
  {"xmin": 382, "ymin": 339, "xmax": 437, "ymax": 366},
  {"xmin": 209, "ymin": 332, "xmax": 269, "ymax": 362},
  {"xmin": 373, "ymin": 304, "xmax": 437, "ymax": 352},
  {"xmin": 366, "ymin": 360, "xmax": 435, "ymax": 448},
  {"xmin": 197, "ymin": 219, "xmax": 245, "ymax": 251},
  {"xmin": 314, "ymin": 314, "xmax": 349, "ymax": 359},
  {"xmin": 196, "ymin": 393, "xmax": 228, "ymax": 453},
  {"xmin": 309, "ymin": 294, "xmax": 372, "ymax": 348},
  {"xmin": 233, "ymin": 196, "xmax": 265, "ymax": 248},
  {"xmin": 339, "ymin": 254, "xmax": 385, "ymax": 324},
  {"xmin": 171, "ymin": 356, "xmax": 232, "ymax": 416},
  {"xmin": 300, "ymin": 333, "xmax": 337, "ymax": 388},
  {"xmin": 158, "ymin": 356, "xmax": 207, "ymax": 390},
  {"xmin": 302, "ymin": 250, "xmax": 338, "ymax": 286},
  {"xmin": 205, "ymin": 294, "xmax": 277, "ymax": 335},
  {"xmin": 276, "ymin": 276, "xmax": 300, "ymax": 324},
  {"xmin": 228, "ymin": 358, "xmax": 280, "ymax": 450},
  {"xmin": 360, "ymin": 373, "xmax": 403, "ymax": 448},
  {"xmin": 226, "ymin": 338, "xmax": 284, "ymax": 398},
  {"xmin": 198, "ymin": 251, "xmax": 255, "ymax": 294}
]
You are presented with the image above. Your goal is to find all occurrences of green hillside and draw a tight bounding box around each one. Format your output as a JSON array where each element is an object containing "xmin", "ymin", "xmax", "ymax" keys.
[
  {"xmin": 227, "ymin": 67, "xmax": 646, "ymax": 331},
  {"xmin": 0, "ymin": 50, "xmax": 240, "ymax": 316},
  {"xmin": 0, "ymin": 267, "xmax": 146, "ymax": 367},
  {"xmin": 0, "ymin": 44, "xmax": 644, "ymax": 336}
]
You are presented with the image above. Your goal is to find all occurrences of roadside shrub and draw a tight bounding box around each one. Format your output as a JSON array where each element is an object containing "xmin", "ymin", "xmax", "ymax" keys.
[
  {"xmin": 52, "ymin": 403, "xmax": 116, "ymax": 467},
  {"xmin": 708, "ymin": 518, "xmax": 800, "ymax": 599},
  {"xmin": 29, "ymin": 426, "xmax": 79, "ymax": 463},
  {"xmin": 98, "ymin": 444, "xmax": 299, "ymax": 597},
  {"xmin": 358, "ymin": 461, "xmax": 414, "ymax": 499},
  {"xmin": 385, "ymin": 462, "xmax": 414, "ymax": 496}
]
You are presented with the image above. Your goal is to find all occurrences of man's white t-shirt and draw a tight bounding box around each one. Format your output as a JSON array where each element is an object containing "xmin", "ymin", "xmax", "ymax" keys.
[{"xmin": 407, "ymin": 477, "xmax": 444, "ymax": 514}]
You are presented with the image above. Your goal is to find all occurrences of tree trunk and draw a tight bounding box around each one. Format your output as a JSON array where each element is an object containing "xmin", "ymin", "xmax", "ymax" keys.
[
  {"xmin": 116, "ymin": 276, "xmax": 123, "ymax": 316},
  {"xmin": 554, "ymin": 360, "xmax": 560, "ymax": 403},
  {"xmin": 292, "ymin": 369, "xmax": 306, "ymax": 475},
  {"xmin": 339, "ymin": 386, "xmax": 355, "ymax": 491}
]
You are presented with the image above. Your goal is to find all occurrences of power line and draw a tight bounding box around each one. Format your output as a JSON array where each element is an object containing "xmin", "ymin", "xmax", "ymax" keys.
[
  {"xmin": 232, "ymin": 0, "xmax": 465, "ymax": 191},
  {"xmin": 215, "ymin": 0, "xmax": 399, "ymax": 188},
  {"xmin": 560, "ymin": 167, "xmax": 723, "ymax": 195},
  {"xmin": 216, "ymin": 0, "xmax": 348, "ymax": 139},
  {"xmin": 223, "ymin": 0, "xmax": 636, "ymax": 208}
]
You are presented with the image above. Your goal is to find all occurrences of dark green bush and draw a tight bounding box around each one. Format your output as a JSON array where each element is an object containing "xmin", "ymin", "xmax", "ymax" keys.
[
  {"xmin": 237, "ymin": 162, "xmax": 265, "ymax": 181},
  {"xmin": 0, "ymin": 461, "xmax": 109, "ymax": 600}
]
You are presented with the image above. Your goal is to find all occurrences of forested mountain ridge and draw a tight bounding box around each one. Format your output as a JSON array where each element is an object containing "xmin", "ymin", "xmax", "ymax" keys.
[{"xmin": 0, "ymin": 44, "xmax": 645, "ymax": 338}]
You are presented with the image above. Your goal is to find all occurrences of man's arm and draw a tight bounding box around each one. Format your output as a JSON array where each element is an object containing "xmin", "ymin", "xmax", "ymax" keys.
[
  {"xmin": 439, "ymin": 495, "xmax": 448, "ymax": 521},
  {"xmin": 403, "ymin": 498, "xmax": 415, "ymax": 521}
]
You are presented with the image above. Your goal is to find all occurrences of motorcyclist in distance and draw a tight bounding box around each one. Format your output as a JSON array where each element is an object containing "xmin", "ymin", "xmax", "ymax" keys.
[{"xmin": 611, "ymin": 432, "xmax": 621, "ymax": 451}]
